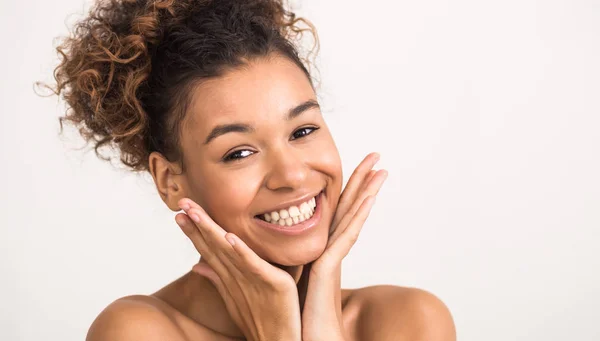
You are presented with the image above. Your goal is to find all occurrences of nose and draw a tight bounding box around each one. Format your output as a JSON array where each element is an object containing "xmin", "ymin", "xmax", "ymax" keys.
[{"xmin": 264, "ymin": 148, "xmax": 309, "ymax": 191}]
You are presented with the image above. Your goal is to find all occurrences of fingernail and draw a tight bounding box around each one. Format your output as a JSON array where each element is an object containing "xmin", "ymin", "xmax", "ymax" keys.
[
  {"xmin": 190, "ymin": 213, "xmax": 200, "ymax": 223},
  {"xmin": 226, "ymin": 234, "xmax": 236, "ymax": 246},
  {"xmin": 175, "ymin": 216, "xmax": 185, "ymax": 227}
]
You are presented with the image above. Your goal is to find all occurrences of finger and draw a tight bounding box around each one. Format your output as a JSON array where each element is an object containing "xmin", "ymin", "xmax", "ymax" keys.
[
  {"xmin": 175, "ymin": 213, "xmax": 212, "ymax": 261},
  {"xmin": 176, "ymin": 210, "xmax": 240, "ymax": 284},
  {"xmin": 329, "ymin": 169, "xmax": 379, "ymax": 235},
  {"xmin": 178, "ymin": 197, "xmax": 198, "ymax": 212},
  {"xmin": 178, "ymin": 198, "xmax": 240, "ymax": 258},
  {"xmin": 324, "ymin": 195, "xmax": 376, "ymax": 264},
  {"xmin": 185, "ymin": 207, "xmax": 246, "ymax": 276},
  {"xmin": 179, "ymin": 199, "xmax": 232, "ymax": 250},
  {"xmin": 331, "ymin": 161, "xmax": 377, "ymax": 232},
  {"xmin": 346, "ymin": 169, "xmax": 387, "ymax": 217},
  {"xmin": 191, "ymin": 260, "xmax": 241, "ymax": 301},
  {"xmin": 178, "ymin": 199, "xmax": 238, "ymax": 263},
  {"xmin": 186, "ymin": 205, "xmax": 279, "ymax": 283},
  {"xmin": 191, "ymin": 260, "xmax": 245, "ymax": 327},
  {"xmin": 223, "ymin": 233, "xmax": 264, "ymax": 273},
  {"xmin": 187, "ymin": 206, "xmax": 228, "ymax": 246},
  {"xmin": 180, "ymin": 200, "xmax": 297, "ymax": 287},
  {"xmin": 338, "ymin": 153, "xmax": 379, "ymax": 208},
  {"xmin": 176, "ymin": 213, "xmax": 237, "ymax": 285},
  {"xmin": 329, "ymin": 170, "xmax": 388, "ymax": 242},
  {"xmin": 335, "ymin": 153, "xmax": 380, "ymax": 219},
  {"xmin": 191, "ymin": 261, "xmax": 240, "ymax": 314},
  {"xmin": 223, "ymin": 233, "xmax": 288, "ymax": 286},
  {"xmin": 364, "ymin": 170, "xmax": 377, "ymax": 189}
]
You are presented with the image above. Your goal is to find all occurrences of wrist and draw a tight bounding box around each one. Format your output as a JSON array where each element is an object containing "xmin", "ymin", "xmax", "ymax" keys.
[
  {"xmin": 302, "ymin": 326, "xmax": 346, "ymax": 341},
  {"xmin": 260, "ymin": 329, "xmax": 301, "ymax": 341},
  {"xmin": 303, "ymin": 334, "xmax": 346, "ymax": 341}
]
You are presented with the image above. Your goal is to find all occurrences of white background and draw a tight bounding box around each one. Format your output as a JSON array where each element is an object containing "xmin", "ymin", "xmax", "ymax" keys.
[{"xmin": 1, "ymin": 0, "xmax": 599, "ymax": 340}]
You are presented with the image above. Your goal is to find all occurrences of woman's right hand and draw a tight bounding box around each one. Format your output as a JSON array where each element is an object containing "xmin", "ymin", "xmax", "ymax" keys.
[{"xmin": 176, "ymin": 199, "xmax": 302, "ymax": 341}]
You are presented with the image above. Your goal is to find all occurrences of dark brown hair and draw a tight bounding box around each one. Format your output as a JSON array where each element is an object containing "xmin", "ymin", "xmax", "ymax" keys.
[{"xmin": 46, "ymin": 0, "xmax": 318, "ymax": 172}]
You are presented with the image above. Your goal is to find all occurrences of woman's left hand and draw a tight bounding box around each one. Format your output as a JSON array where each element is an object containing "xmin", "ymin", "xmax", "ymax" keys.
[{"xmin": 299, "ymin": 152, "xmax": 388, "ymax": 341}]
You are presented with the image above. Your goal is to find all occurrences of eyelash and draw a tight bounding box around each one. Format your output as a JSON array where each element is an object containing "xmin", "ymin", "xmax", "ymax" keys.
[{"xmin": 222, "ymin": 126, "xmax": 320, "ymax": 162}]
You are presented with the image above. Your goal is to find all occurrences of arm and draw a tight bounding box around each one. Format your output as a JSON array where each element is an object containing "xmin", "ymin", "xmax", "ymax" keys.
[
  {"xmin": 355, "ymin": 285, "xmax": 456, "ymax": 341},
  {"xmin": 86, "ymin": 296, "xmax": 187, "ymax": 341}
]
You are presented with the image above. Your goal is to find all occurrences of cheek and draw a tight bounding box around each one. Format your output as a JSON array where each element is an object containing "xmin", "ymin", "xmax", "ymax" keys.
[
  {"xmin": 314, "ymin": 135, "xmax": 343, "ymax": 188},
  {"xmin": 307, "ymin": 133, "xmax": 343, "ymax": 212},
  {"xmin": 189, "ymin": 167, "xmax": 261, "ymax": 233}
]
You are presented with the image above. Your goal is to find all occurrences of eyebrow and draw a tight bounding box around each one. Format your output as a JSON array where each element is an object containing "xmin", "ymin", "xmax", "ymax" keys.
[{"xmin": 203, "ymin": 99, "xmax": 320, "ymax": 145}]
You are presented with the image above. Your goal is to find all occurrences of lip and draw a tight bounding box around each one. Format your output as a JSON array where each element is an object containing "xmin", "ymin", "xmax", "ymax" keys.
[{"xmin": 253, "ymin": 191, "xmax": 323, "ymax": 236}]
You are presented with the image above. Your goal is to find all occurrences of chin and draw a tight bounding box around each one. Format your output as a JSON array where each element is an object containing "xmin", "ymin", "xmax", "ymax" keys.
[{"xmin": 264, "ymin": 233, "xmax": 328, "ymax": 266}]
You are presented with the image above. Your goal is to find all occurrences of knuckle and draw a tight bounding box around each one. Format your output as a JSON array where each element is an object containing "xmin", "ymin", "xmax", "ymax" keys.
[
  {"xmin": 244, "ymin": 261, "xmax": 266, "ymax": 279},
  {"xmin": 247, "ymin": 264, "xmax": 263, "ymax": 277},
  {"xmin": 271, "ymin": 278, "xmax": 295, "ymax": 293},
  {"xmin": 347, "ymin": 230, "xmax": 360, "ymax": 244},
  {"xmin": 200, "ymin": 252, "xmax": 214, "ymax": 262}
]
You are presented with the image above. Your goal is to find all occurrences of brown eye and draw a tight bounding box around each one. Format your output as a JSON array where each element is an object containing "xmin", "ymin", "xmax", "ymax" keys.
[
  {"xmin": 291, "ymin": 126, "xmax": 319, "ymax": 140},
  {"xmin": 223, "ymin": 149, "xmax": 254, "ymax": 162}
]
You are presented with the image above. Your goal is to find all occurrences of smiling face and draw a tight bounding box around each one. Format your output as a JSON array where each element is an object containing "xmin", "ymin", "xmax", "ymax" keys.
[{"xmin": 173, "ymin": 54, "xmax": 343, "ymax": 266}]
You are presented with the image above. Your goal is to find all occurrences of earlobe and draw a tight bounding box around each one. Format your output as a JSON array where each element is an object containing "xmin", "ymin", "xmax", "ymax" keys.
[{"xmin": 148, "ymin": 151, "xmax": 187, "ymax": 211}]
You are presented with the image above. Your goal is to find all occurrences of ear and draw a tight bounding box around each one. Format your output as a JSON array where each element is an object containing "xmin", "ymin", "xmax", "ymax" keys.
[{"xmin": 148, "ymin": 151, "xmax": 187, "ymax": 211}]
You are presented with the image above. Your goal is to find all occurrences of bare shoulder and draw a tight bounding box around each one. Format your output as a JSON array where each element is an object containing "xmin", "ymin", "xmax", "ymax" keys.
[
  {"xmin": 344, "ymin": 285, "xmax": 456, "ymax": 341},
  {"xmin": 86, "ymin": 295, "xmax": 187, "ymax": 341}
]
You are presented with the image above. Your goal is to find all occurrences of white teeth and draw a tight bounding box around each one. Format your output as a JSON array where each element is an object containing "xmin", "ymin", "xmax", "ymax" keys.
[
  {"xmin": 300, "ymin": 202, "xmax": 310, "ymax": 214},
  {"xmin": 259, "ymin": 195, "xmax": 318, "ymax": 226},
  {"xmin": 288, "ymin": 206, "xmax": 300, "ymax": 217}
]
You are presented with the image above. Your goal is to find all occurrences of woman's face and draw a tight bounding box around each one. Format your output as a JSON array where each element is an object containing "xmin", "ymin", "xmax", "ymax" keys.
[{"xmin": 177, "ymin": 54, "xmax": 343, "ymax": 266}]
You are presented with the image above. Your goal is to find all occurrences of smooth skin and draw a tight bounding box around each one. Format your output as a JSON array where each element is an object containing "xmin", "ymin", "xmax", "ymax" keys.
[{"xmin": 86, "ymin": 53, "xmax": 456, "ymax": 341}]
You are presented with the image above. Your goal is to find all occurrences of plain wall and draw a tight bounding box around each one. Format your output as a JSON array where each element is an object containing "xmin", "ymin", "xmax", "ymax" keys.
[{"xmin": 1, "ymin": 0, "xmax": 599, "ymax": 340}]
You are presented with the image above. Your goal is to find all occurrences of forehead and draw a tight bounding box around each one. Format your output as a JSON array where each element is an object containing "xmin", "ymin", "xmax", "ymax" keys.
[{"xmin": 184, "ymin": 55, "xmax": 315, "ymax": 136}]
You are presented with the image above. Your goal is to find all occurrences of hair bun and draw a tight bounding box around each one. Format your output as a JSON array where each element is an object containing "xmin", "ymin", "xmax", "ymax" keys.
[{"xmin": 46, "ymin": 0, "xmax": 318, "ymax": 172}]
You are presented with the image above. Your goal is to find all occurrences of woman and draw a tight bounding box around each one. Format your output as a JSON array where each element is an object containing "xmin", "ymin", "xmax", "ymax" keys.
[{"xmin": 50, "ymin": 0, "xmax": 455, "ymax": 340}]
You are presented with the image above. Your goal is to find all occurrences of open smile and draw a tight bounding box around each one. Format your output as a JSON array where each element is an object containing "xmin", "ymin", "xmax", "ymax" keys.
[{"xmin": 253, "ymin": 191, "xmax": 324, "ymax": 236}]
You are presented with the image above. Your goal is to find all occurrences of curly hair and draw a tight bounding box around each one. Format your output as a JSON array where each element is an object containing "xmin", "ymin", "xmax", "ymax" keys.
[{"xmin": 46, "ymin": 0, "xmax": 319, "ymax": 172}]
